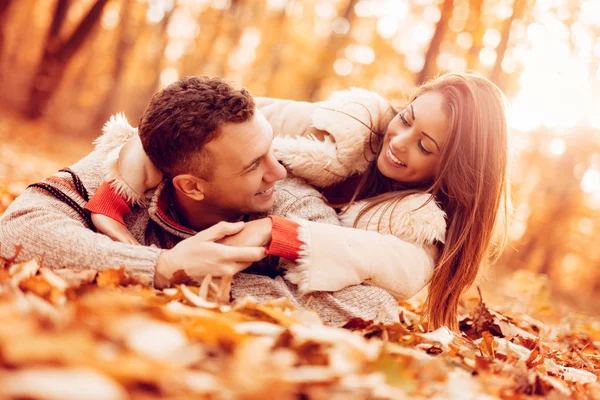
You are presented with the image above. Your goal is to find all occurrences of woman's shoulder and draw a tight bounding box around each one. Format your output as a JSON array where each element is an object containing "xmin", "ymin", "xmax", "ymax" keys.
[{"xmin": 340, "ymin": 192, "xmax": 447, "ymax": 246}]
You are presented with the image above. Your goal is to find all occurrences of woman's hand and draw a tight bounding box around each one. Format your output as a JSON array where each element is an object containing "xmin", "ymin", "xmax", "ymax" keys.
[{"xmin": 91, "ymin": 213, "xmax": 139, "ymax": 245}]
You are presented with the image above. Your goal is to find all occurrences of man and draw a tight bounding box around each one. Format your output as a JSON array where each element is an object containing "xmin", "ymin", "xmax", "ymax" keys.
[{"xmin": 0, "ymin": 76, "xmax": 398, "ymax": 325}]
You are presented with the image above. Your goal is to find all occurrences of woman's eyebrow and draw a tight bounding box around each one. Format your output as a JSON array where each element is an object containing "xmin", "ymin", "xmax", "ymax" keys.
[
  {"xmin": 422, "ymin": 132, "xmax": 441, "ymax": 150},
  {"xmin": 411, "ymin": 104, "xmax": 441, "ymax": 150}
]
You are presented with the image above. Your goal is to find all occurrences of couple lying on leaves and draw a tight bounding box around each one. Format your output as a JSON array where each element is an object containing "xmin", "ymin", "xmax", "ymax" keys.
[{"xmin": 0, "ymin": 73, "xmax": 509, "ymax": 330}]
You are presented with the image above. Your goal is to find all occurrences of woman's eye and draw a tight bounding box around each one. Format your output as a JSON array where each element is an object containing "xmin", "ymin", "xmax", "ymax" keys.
[
  {"xmin": 399, "ymin": 112, "xmax": 410, "ymax": 127},
  {"xmin": 418, "ymin": 140, "xmax": 432, "ymax": 155}
]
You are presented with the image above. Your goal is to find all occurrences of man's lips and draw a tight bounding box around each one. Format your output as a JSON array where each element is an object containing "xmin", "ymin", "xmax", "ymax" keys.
[{"xmin": 255, "ymin": 186, "xmax": 275, "ymax": 197}]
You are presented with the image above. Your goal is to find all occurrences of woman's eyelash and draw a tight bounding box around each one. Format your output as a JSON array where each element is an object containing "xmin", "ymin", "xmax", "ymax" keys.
[
  {"xmin": 418, "ymin": 140, "xmax": 432, "ymax": 155},
  {"xmin": 399, "ymin": 112, "xmax": 410, "ymax": 126},
  {"xmin": 399, "ymin": 111, "xmax": 431, "ymax": 155}
]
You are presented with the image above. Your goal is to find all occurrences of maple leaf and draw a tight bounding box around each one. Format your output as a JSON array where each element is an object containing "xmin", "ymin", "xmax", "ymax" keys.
[{"xmin": 460, "ymin": 287, "xmax": 504, "ymax": 340}]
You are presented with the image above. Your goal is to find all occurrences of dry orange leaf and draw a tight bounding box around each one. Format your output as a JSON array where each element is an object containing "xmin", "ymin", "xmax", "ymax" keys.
[
  {"xmin": 480, "ymin": 331, "xmax": 498, "ymax": 359},
  {"xmin": 96, "ymin": 267, "xmax": 137, "ymax": 288}
]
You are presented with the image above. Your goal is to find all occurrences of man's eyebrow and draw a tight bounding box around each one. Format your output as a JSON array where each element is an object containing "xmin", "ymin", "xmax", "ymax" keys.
[
  {"xmin": 241, "ymin": 130, "xmax": 275, "ymax": 173},
  {"xmin": 411, "ymin": 104, "xmax": 441, "ymax": 151}
]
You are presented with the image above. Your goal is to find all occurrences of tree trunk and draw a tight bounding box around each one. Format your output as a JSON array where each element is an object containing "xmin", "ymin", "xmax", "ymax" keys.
[
  {"xmin": 490, "ymin": 0, "xmax": 527, "ymax": 89},
  {"xmin": 0, "ymin": 0, "xmax": 15, "ymax": 59},
  {"xmin": 146, "ymin": 8, "xmax": 175, "ymax": 96},
  {"xmin": 304, "ymin": 0, "xmax": 358, "ymax": 100},
  {"xmin": 192, "ymin": 9, "xmax": 225, "ymax": 75},
  {"xmin": 466, "ymin": 0, "xmax": 484, "ymax": 69},
  {"xmin": 25, "ymin": 0, "xmax": 109, "ymax": 119},
  {"xmin": 94, "ymin": 0, "xmax": 135, "ymax": 126},
  {"xmin": 417, "ymin": 0, "xmax": 454, "ymax": 85},
  {"xmin": 265, "ymin": 7, "xmax": 288, "ymax": 93},
  {"xmin": 214, "ymin": 0, "xmax": 246, "ymax": 78}
]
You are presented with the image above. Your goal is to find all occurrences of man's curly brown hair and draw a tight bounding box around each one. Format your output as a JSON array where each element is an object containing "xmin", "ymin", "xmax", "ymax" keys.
[{"xmin": 138, "ymin": 76, "xmax": 255, "ymax": 179}]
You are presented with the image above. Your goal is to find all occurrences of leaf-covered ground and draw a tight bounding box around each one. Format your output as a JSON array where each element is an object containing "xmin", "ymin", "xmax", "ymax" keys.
[{"xmin": 0, "ymin": 113, "xmax": 598, "ymax": 399}]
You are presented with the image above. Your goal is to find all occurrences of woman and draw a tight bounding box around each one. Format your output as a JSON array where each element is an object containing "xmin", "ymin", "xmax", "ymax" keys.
[{"xmin": 88, "ymin": 72, "xmax": 510, "ymax": 330}]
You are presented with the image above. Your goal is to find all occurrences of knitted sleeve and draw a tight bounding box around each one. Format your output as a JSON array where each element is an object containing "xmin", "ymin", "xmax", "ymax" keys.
[{"xmin": 0, "ymin": 186, "xmax": 162, "ymax": 283}]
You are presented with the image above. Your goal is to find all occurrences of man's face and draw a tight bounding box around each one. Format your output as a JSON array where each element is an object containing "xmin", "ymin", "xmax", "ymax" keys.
[{"xmin": 200, "ymin": 111, "xmax": 287, "ymax": 215}]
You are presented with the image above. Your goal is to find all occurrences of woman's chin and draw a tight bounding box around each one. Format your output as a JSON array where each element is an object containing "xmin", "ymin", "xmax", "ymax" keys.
[{"xmin": 377, "ymin": 155, "xmax": 403, "ymax": 182}]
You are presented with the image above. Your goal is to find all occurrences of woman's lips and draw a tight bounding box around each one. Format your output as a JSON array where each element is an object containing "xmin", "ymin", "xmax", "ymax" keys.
[{"xmin": 386, "ymin": 147, "xmax": 407, "ymax": 168}]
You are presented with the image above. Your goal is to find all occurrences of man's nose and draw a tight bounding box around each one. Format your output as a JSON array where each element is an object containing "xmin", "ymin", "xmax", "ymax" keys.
[{"xmin": 263, "ymin": 154, "xmax": 287, "ymax": 183}]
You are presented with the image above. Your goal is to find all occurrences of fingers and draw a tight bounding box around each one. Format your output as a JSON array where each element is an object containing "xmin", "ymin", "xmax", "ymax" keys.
[
  {"xmin": 224, "ymin": 245, "xmax": 267, "ymax": 263},
  {"xmin": 231, "ymin": 262, "xmax": 253, "ymax": 274},
  {"xmin": 196, "ymin": 221, "xmax": 245, "ymax": 242}
]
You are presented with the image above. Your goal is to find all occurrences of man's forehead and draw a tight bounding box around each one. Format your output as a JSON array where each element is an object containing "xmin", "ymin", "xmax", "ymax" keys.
[{"xmin": 204, "ymin": 112, "xmax": 273, "ymax": 167}]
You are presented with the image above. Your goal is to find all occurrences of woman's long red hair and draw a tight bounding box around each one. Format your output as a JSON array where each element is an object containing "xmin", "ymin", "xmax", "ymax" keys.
[{"xmin": 344, "ymin": 72, "xmax": 510, "ymax": 330}]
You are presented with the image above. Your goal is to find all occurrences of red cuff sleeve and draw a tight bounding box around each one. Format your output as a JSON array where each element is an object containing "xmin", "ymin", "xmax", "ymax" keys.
[
  {"xmin": 265, "ymin": 216, "xmax": 303, "ymax": 261},
  {"xmin": 84, "ymin": 181, "xmax": 132, "ymax": 226}
]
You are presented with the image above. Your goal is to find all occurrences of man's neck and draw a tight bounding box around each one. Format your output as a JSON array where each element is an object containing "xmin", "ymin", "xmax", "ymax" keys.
[{"xmin": 171, "ymin": 188, "xmax": 240, "ymax": 232}]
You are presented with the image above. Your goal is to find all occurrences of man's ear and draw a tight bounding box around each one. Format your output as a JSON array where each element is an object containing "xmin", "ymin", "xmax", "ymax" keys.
[{"xmin": 171, "ymin": 174, "xmax": 206, "ymax": 201}]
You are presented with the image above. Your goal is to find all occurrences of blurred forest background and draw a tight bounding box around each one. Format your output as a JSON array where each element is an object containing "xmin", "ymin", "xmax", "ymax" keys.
[{"xmin": 0, "ymin": 0, "xmax": 599, "ymax": 312}]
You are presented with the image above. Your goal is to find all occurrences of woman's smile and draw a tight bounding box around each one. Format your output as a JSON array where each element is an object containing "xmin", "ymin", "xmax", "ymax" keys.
[{"xmin": 385, "ymin": 146, "xmax": 407, "ymax": 168}]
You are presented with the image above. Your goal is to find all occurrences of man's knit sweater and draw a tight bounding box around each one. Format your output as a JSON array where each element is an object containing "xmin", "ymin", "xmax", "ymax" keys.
[{"xmin": 0, "ymin": 149, "xmax": 399, "ymax": 325}]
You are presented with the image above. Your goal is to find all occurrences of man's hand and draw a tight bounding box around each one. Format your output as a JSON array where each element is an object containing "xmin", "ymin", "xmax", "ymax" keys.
[
  {"xmin": 217, "ymin": 218, "xmax": 273, "ymax": 247},
  {"xmin": 91, "ymin": 213, "xmax": 140, "ymax": 245},
  {"xmin": 154, "ymin": 221, "xmax": 267, "ymax": 289}
]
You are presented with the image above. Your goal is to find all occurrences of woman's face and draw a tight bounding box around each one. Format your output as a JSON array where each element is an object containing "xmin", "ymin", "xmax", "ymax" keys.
[{"xmin": 377, "ymin": 91, "xmax": 449, "ymax": 184}]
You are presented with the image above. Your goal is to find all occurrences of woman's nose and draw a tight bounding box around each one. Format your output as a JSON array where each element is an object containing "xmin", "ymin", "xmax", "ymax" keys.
[{"xmin": 389, "ymin": 133, "xmax": 409, "ymax": 154}]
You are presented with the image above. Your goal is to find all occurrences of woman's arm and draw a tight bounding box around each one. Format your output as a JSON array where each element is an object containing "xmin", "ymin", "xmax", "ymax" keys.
[
  {"xmin": 259, "ymin": 89, "xmax": 394, "ymax": 188},
  {"xmin": 86, "ymin": 115, "xmax": 162, "ymax": 239},
  {"xmin": 283, "ymin": 193, "xmax": 446, "ymax": 300}
]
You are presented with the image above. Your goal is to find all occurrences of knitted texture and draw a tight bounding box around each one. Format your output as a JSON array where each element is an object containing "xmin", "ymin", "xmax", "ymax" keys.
[{"xmin": 0, "ymin": 151, "xmax": 399, "ymax": 325}]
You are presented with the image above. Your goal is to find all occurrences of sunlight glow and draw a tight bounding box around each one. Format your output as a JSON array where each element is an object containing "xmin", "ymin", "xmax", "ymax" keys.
[
  {"xmin": 101, "ymin": 3, "xmax": 120, "ymax": 30},
  {"xmin": 479, "ymin": 48, "xmax": 497, "ymax": 66},
  {"xmin": 456, "ymin": 32, "xmax": 473, "ymax": 50},
  {"xmin": 581, "ymin": 168, "xmax": 600, "ymax": 194},
  {"xmin": 580, "ymin": 0, "xmax": 600, "ymax": 26},
  {"xmin": 405, "ymin": 53, "xmax": 425, "ymax": 72},
  {"xmin": 345, "ymin": 45, "xmax": 375, "ymax": 65},
  {"xmin": 423, "ymin": 6, "xmax": 441, "ymax": 23},
  {"xmin": 159, "ymin": 68, "xmax": 179, "ymax": 87},
  {"xmin": 377, "ymin": 17, "xmax": 399, "ymax": 39},
  {"xmin": 315, "ymin": 2, "xmax": 335, "ymax": 19},
  {"xmin": 334, "ymin": 58, "xmax": 353, "ymax": 76},
  {"xmin": 482, "ymin": 29, "xmax": 502, "ymax": 48},
  {"xmin": 332, "ymin": 17, "xmax": 351, "ymax": 35},
  {"xmin": 508, "ymin": 3, "xmax": 599, "ymax": 132},
  {"xmin": 550, "ymin": 138, "xmax": 566, "ymax": 155}
]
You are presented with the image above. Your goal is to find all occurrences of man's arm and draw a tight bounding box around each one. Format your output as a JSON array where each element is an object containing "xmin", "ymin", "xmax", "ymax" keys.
[
  {"xmin": 0, "ymin": 188, "xmax": 266, "ymax": 287},
  {"xmin": 0, "ymin": 187, "xmax": 161, "ymax": 281}
]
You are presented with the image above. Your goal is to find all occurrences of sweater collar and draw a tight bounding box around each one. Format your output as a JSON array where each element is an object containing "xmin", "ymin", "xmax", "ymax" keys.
[
  {"xmin": 147, "ymin": 180, "xmax": 256, "ymax": 239},
  {"xmin": 148, "ymin": 181, "xmax": 195, "ymax": 239}
]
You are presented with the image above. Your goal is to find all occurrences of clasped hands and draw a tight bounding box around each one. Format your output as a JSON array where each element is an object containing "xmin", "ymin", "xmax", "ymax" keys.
[{"xmin": 91, "ymin": 213, "xmax": 273, "ymax": 289}]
